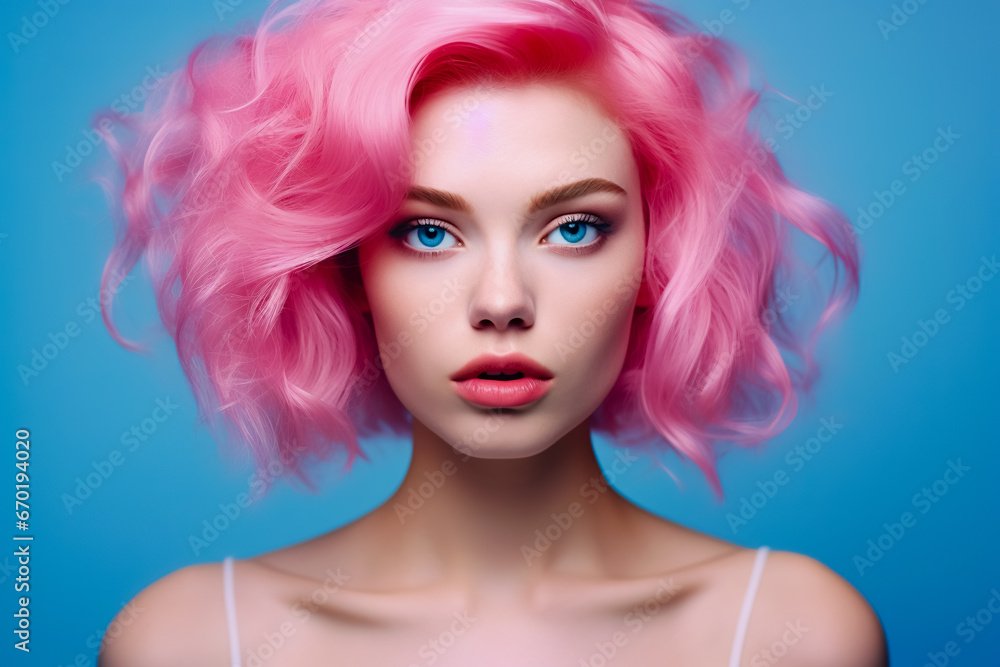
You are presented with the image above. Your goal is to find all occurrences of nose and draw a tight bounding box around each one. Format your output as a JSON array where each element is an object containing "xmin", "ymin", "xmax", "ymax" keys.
[{"xmin": 467, "ymin": 246, "xmax": 535, "ymax": 331}]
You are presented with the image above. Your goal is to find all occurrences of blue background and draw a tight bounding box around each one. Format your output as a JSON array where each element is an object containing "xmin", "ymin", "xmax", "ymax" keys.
[{"xmin": 2, "ymin": 0, "xmax": 998, "ymax": 664}]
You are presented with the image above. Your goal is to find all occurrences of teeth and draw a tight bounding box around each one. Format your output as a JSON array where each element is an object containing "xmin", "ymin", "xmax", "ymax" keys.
[{"xmin": 486, "ymin": 370, "xmax": 504, "ymax": 376}]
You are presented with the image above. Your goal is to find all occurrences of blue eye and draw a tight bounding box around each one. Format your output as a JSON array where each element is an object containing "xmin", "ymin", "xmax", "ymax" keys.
[
  {"xmin": 544, "ymin": 214, "xmax": 612, "ymax": 246},
  {"xmin": 390, "ymin": 213, "xmax": 613, "ymax": 256},
  {"xmin": 391, "ymin": 220, "xmax": 458, "ymax": 252}
]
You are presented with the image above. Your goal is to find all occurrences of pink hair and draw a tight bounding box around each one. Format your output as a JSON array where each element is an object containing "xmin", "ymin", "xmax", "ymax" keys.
[{"xmin": 93, "ymin": 0, "xmax": 859, "ymax": 499}]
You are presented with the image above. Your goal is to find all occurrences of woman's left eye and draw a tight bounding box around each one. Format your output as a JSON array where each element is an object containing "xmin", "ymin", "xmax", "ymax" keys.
[{"xmin": 544, "ymin": 214, "xmax": 613, "ymax": 246}]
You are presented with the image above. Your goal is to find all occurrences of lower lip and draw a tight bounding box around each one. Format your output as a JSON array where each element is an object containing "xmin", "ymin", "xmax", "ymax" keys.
[{"xmin": 452, "ymin": 377, "xmax": 554, "ymax": 408}]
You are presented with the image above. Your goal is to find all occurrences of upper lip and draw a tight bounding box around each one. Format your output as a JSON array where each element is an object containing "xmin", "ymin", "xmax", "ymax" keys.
[{"xmin": 450, "ymin": 353, "xmax": 554, "ymax": 381}]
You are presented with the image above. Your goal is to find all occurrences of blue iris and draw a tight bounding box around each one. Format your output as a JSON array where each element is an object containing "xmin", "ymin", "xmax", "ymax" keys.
[
  {"xmin": 415, "ymin": 225, "xmax": 445, "ymax": 248},
  {"xmin": 556, "ymin": 222, "xmax": 588, "ymax": 244}
]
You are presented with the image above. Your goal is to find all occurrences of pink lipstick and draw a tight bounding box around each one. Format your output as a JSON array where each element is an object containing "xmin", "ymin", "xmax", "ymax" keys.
[{"xmin": 450, "ymin": 353, "xmax": 554, "ymax": 408}]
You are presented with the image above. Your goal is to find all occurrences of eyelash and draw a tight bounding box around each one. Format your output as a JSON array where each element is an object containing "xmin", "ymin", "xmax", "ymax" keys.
[{"xmin": 389, "ymin": 213, "xmax": 615, "ymax": 259}]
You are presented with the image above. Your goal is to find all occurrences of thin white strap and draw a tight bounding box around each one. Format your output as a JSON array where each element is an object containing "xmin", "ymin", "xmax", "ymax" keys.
[
  {"xmin": 223, "ymin": 556, "xmax": 242, "ymax": 667},
  {"xmin": 728, "ymin": 546, "xmax": 770, "ymax": 667}
]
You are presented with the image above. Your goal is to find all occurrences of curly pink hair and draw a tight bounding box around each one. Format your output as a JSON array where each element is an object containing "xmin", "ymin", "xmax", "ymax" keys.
[{"xmin": 93, "ymin": 0, "xmax": 859, "ymax": 499}]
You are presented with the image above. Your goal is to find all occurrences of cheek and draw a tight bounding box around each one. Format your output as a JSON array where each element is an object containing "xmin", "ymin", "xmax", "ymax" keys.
[
  {"xmin": 550, "ymin": 272, "xmax": 639, "ymax": 384},
  {"xmin": 358, "ymin": 247, "xmax": 414, "ymax": 361},
  {"xmin": 359, "ymin": 249, "xmax": 463, "ymax": 386}
]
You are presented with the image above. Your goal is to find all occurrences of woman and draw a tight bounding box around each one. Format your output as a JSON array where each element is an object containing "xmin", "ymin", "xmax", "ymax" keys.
[{"xmin": 95, "ymin": 0, "xmax": 887, "ymax": 664}]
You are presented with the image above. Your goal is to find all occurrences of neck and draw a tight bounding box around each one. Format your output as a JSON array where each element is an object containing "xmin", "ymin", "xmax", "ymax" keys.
[{"xmin": 361, "ymin": 415, "xmax": 642, "ymax": 598}]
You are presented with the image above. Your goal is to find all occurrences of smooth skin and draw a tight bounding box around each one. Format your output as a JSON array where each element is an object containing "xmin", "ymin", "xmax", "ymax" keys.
[{"xmin": 99, "ymin": 83, "xmax": 888, "ymax": 666}]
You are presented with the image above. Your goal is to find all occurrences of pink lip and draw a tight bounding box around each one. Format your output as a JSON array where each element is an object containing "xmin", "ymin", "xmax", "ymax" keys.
[
  {"xmin": 449, "ymin": 352, "xmax": 554, "ymax": 381},
  {"xmin": 452, "ymin": 376, "xmax": 554, "ymax": 408},
  {"xmin": 450, "ymin": 353, "xmax": 555, "ymax": 408}
]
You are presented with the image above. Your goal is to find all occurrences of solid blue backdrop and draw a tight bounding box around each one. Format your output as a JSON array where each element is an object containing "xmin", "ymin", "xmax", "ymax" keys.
[{"xmin": 2, "ymin": 0, "xmax": 998, "ymax": 665}]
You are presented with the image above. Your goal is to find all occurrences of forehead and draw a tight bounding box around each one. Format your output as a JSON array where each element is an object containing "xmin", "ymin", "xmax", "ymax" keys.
[{"xmin": 407, "ymin": 82, "xmax": 636, "ymax": 196}]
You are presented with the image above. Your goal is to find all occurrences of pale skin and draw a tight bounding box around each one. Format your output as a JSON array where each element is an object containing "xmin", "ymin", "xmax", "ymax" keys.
[{"xmin": 100, "ymin": 83, "xmax": 888, "ymax": 666}]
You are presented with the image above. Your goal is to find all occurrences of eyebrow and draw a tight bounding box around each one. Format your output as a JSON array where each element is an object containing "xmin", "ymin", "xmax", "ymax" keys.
[{"xmin": 404, "ymin": 177, "xmax": 628, "ymax": 216}]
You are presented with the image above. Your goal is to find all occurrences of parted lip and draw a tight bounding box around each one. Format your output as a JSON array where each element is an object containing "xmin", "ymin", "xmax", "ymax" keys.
[{"xmin": 449, "ymin": 353, "xmax": 554, "ymax": 381}]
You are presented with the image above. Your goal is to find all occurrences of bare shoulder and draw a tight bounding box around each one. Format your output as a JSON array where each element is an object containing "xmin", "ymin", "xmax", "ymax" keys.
[
  {"xmin": 741, "ymin": 549, "xmax": 888, "ymax": 667},
  {"xmin": 98, "ymin": 562, "xmax": 230, "ymax": 667}
]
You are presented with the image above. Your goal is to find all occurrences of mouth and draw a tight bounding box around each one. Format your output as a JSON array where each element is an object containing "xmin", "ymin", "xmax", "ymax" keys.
[
  {"xmin": 450, "ymin": 354, "xmax": 555, "ymax": 408},
  {"xmin": 449, "ymin": 353, "xmax": 554, "ymax": 382}
]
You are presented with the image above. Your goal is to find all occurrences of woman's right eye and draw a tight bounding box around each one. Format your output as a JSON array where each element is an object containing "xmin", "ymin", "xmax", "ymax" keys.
[{"xmin": 390, "ymin": 220, "xmax": 459, "ymax": 253}]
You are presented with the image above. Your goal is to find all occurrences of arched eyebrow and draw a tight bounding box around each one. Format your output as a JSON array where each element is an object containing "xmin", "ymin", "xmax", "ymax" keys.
[{"xmin": 404, "ymin": 177, "xmax": 627, "ymax": 216}]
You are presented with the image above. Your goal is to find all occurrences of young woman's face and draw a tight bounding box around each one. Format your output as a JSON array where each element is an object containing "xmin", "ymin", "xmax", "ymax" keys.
[{"xmin": 357, "ymin": 82, "xmax": 648, "ymax": 458}]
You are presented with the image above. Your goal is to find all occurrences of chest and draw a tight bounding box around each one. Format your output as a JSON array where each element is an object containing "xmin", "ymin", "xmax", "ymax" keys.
[{"xmin": 238, "ymin": 602, "xmax": 739, "ymax": 667}]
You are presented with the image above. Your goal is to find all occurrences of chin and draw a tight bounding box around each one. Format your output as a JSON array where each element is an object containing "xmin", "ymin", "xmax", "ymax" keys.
[
  {"xmin": 429, "ymin": 406, "xmax": 588, "ymax": 460},
  {"xmin": 456, "ymin": 438, "xmax": 558, "ymax": 460}
]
